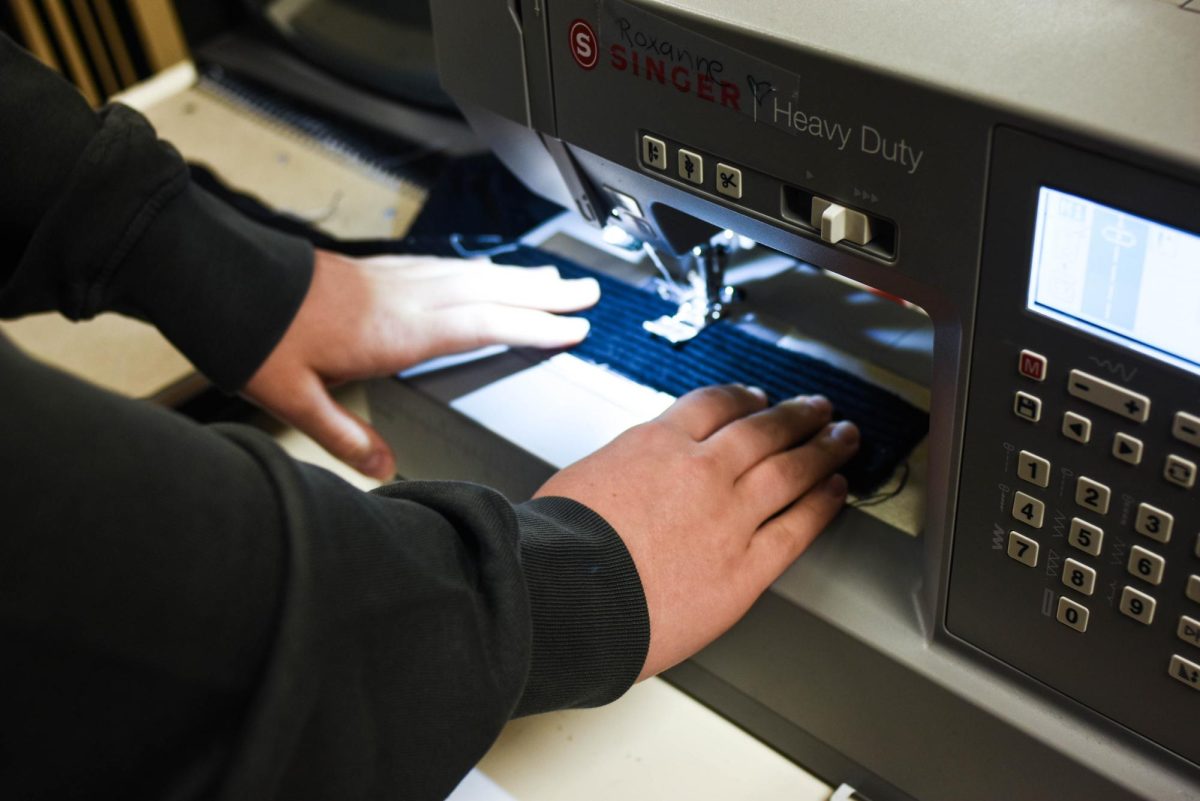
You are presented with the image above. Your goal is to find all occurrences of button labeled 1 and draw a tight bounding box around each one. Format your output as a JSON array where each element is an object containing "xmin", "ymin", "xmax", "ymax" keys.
[{"xmin": 1017, "ymin": 450, "xmax": 1050, "ymax": 488}]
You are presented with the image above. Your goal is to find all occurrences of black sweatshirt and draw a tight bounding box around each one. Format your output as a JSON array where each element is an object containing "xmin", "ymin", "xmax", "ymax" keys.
[{"xmin": 0, "ymin": 35, "xmax": 649, "ymax": 801}]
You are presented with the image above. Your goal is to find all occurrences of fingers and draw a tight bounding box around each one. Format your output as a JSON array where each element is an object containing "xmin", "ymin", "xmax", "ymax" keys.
[
  {"xmin": 706, "ymin": 395, "xmax": 833, "ymax": 474},
  {"xmin": 358, "ymin": 254, "xmax": 489, "ymax": 279},
  {"xmin": 361, "ymin": 256, "xmax": 602, "ymax": 313},
  {"xmin": 735, "ymin": 420, "xmax": 859, "ymax": 517},
  {"xmin": 417, "ymin": 266, "xmax": 601, "ymax": 313},
  {"xmin": 430, "ymin": 304, "xmax": 593, "ymax": 352},
  {"xmin": 657, "ymin": 384, "xmax": 770, "ymax": 441},
  {"xmin": 265, "ymin": 371, "xmax": 396, "ymax": 480},
  {"xmin": 746, "ymin": 473, "xmax": 850, "ymax": 585}
]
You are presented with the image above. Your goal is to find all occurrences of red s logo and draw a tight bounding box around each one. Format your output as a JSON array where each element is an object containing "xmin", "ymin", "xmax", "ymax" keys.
[{"xmin": 569, "ymin": 19, "xmax": 598, "ymax": 70}]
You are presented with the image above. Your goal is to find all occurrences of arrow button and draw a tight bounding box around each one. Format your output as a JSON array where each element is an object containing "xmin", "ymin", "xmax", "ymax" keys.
[
  {"xmin": 1112, "ymin": 432, "xmax": 1143, "ymax": 465},
  {"xmin": 1062, "ymin": 412, "xmax": 1092, "ymax": 444}
]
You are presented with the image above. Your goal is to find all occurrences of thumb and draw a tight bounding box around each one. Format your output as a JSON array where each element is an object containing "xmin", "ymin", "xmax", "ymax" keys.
[{"xmin": 274, "ymin": 372, "xmax": 396, "ymax": 480}]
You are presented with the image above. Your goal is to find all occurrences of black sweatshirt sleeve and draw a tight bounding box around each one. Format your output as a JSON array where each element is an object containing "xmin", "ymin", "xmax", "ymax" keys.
[
  {"xmin": 0, "ymin": 34, "xmax": 650, "ymax": 801},
  {"xmin": 0, "ymin": 33, "xmax": 312, "ymax": 390},
  {"xmin": 0, "ymin": 337, "xmax": 649, "ymax": 801}
]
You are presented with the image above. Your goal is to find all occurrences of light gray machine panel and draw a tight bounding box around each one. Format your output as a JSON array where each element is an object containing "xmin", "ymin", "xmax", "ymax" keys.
[{"xmin": 418, "ymin": 2, "xmax": 1200, "ymax": 798}]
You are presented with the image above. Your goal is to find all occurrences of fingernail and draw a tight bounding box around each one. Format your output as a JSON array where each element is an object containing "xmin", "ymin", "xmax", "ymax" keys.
[
  {"xmin": 561, "ymin": 317, "xmax": 591, "ymax": 340},
  {"xmin": 567, "ymin": 276, "xmax": 601, "ymax": 299},
  {"xmin": 829, "ymin": 420, "xmax": 860, "ymax": 446},
  {"xmin": 746, "ymin": 386, "xmax": 768, "ymax": 402},
  {"xmin": 359, "ymin": 450, "xmax": 390, "ymax": 478},
  {"xmin": 827, "ymin": 473, "xmax": 848, "ymax": 499},
  {"xmin": 806, "ymin": 394, "xmax": 832, "ymax": 414}
]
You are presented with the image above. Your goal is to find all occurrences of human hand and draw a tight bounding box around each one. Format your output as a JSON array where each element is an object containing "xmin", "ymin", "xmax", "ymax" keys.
[
  {"xmin": 244, "ymin": 249, "xmax": 600, "ymax": 478},
  {"xmin": 534, "ymin": 385, "xmax": 859, "ymax": 680}
]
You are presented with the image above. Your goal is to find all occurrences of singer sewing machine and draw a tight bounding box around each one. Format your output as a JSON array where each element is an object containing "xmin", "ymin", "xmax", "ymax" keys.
[{"xmin": 366, "ymin": 1, "xmax": 1200, "ymax": 799}]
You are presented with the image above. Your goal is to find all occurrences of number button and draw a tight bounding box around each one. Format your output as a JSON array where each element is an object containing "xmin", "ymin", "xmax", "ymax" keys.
[
  {"xmin": 1016, "ymin": 450, "xmax": 1051, "ymax": 488},
  {"xmin": 1177, "ymin": 615, "xmax": 1200, "ymax": 649},
  {"xmin": 1011, "ymin": 491, "xmax": 1045, "ymax": 528},
  {"xmin": 1067, "ymin": 518, "xmax": 1104, "ymax": 557},
  {"xmin": 1062, "ymin": 411, "xmax": 1092, "ymax": 444},
  {"xmin": 1169, "ymin": 654, "xmax": 1200, "ymax": 691},
  {"xmin": 1119, "ymin": 586, "xmax": 1157, "ymax": 625},
  {"xmin": 1128, "ymin": 545, "xmax": 1166, "ymax": 586},
  {"xmin": 1062, "ymin": 558, "xmax": 1097, "ymax": 596},
  {"xmin": 1188, "ymin": 575, "xmax": 1200, "ymax": 605},
  {"xmin": 1056, "ymin": 596, "xmax": 1090, "ymax": 632},
  {"xmin": 1164, "ymin": 454, "xmax": 1197, "ymax": 489},
  {"xmin": 1014, "ymin": 391, "xmax": 1042, "ymax": 423},
  {"xmin": 1074, "ymin": 476, "xmax": 1111, "ymax": 515},
  {"xmin": 1133, "ymin": 503, "xmax": 1173, "ymax": 544},
  {"xmin": 1112, "ymin": 432, "xmax": 1143, "ymax": 466},
  {"xmin": 1007, "ymin": 531, "xmax": 1039, "ymax": 567}
]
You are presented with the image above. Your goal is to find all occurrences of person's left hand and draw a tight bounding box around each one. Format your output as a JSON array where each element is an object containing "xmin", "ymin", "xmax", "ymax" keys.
[{"xmin": 243, "ymin": 249, "xmax": 600, "ymax": 479}]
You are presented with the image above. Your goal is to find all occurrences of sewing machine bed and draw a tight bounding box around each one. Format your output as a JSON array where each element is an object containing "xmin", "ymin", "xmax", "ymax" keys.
[{"xmin": 403, "ymin": 238, "xmax": 929, "ymax": 495}]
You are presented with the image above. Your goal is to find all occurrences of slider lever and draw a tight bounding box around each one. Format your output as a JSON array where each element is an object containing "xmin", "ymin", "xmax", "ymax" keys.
[{"xmin": 811, "ymin": 197, "xmax": 874, "ymax": 246}]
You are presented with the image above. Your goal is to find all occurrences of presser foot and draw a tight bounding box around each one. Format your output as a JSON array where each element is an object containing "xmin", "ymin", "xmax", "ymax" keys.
[{"xmin": 642, "ymin": 282, "xmax": 737, "ymax": 345}]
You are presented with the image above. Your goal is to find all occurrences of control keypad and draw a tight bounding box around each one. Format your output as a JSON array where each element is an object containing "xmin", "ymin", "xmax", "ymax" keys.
[
  {"xmin": 993, "ymin": 345, "xmax": 1198, "ymax": 705},
  {"xmin": 950, "ymin": 145, "xmax": 1200, "ymax": 770}
]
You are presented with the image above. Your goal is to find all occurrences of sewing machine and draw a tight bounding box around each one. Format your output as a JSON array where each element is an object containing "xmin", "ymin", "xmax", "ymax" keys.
[{"xmin": 366, "ymin": 1, "xmax": 1200, "ymax": 799}]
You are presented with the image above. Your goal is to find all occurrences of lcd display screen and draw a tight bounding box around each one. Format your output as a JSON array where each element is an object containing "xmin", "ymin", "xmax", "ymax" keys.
[{"xmin": 1028, "ymin": 187, "xmax": 1200, "ymax": 375}]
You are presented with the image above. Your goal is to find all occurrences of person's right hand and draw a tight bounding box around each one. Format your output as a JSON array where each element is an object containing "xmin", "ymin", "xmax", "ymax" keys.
[{"xmin": 534, "ymin": 385, "xmax": 859, "ymax": 681}]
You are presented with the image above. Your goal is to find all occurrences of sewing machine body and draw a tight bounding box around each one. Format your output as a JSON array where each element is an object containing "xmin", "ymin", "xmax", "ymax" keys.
[{"xmin": 370, "ymin": 2, "xmax": 1200, "ymax": 798}]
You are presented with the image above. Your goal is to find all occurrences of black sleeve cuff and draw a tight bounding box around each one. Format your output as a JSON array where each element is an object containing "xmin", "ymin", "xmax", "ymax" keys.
[
  {"xmin": 10, "ymin": 103, "xmax": 313, "ymax": 391},
  {"xmin": 109, "ymin": 182, "xmax": 314, "ymax": 391},
  {"xmin": 513, "ymin": 496, "xmax": 650, "ymax": 717}
]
